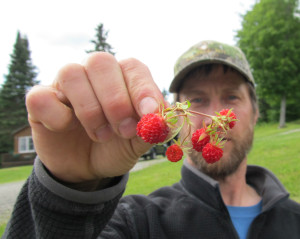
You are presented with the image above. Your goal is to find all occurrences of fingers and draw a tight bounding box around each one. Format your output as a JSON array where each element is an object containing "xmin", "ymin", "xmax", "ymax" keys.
[
  {"xmin": 30, "ymin": 52, "xmax": 165, "ymax": 143},
  {"xmin": 119, "ymin": 58, "xmax": 165, "ymax": 116},
  {"xmin": 82, "ymin": 53, "xmax": 165, "ymax": 140},
  {"xmin": 83, "ymin": 53, "xmax": 138, "ymax": 140},
  {"xmin": 26, "ymin": 85, "xmax": 77, "ymax": 132},
  {"xmin": 54, "ymin": 62, "xmax": 113, "ymax": 142}
]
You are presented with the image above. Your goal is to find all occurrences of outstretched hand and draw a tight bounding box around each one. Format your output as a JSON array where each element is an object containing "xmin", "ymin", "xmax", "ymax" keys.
[{"xmin": 26, "ymin": 52, "xmax": 165, "ymax": 183}]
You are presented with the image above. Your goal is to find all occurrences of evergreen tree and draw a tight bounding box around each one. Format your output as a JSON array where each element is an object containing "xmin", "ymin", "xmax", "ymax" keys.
[
  {"xmin": 0, "ymin": 31, "xmax": 39, "ymax": 153},
  {"xmin": 236, "ymin": 0, "xmax": 300, "ymax": 127},
  {"xmin": 86, "ymin": 23, "xmax": 115, "ymax": 55}
]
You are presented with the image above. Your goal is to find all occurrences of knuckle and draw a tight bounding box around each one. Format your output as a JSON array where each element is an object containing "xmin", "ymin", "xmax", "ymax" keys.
[
  {"xmin": 25, "ymin": 85, "xmax": 39, "ymax": 105},
  {"xmin": 76, "ymin": 102, "xmax": 103, "ymax": 127},
  {"xmin": 120, "ymin": 58, "xmax": 153, "ymax": 92},
  {"xmin": 25, "ymin": 85, "xmax": 47, "ymax": 109},
  {"xmin": 56, "ymin": 63, "xmax": 85, "ymax": 89},
  {"xmin": 85, "ymin": 52, "xmax": 116, "ymax": 72},
  {"xmin": 120, "ymin": 58, "xmax": 150, "ymax": 77},
  {"xmin": 122, "ymin": 62, "xmax": 160, "ymax": 96},
  {"xmin": 105, "ymin": 100, "xmax": 131, "ymax": 120}
]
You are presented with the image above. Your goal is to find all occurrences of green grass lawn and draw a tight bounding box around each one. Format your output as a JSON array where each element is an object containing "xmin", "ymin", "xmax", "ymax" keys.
[
  {"xmin": 124, "ymin": 159, "xmax": 183, "ymax": 196},
  {"xmin": 0, "ymin": 120, "xmax": 300, "ymax": 236},
  {"xmin": 0, "ymin": 165, "xmax": 33, "ymax": 184},
  {"xmin": 0, "ymin": 223, "xmax": 6, "ymax": 237},
  {"xmin": 248, "ymin": 120, "xmax": 300, "ymax": 202}
]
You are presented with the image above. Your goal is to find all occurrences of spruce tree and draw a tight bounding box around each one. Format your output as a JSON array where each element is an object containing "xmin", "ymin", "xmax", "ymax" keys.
[
  {"xmin": 86, "ymin": 23, "xmax": 115, "ymax": 55},
  {"xmin": 0, "ymin": 31, "xmax": 38, "ymax": 153}
]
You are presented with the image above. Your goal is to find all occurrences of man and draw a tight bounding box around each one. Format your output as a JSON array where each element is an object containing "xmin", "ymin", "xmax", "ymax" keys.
[{"xmin": 3, "ymin": 40, "xmax": 300, "ymax": 239}]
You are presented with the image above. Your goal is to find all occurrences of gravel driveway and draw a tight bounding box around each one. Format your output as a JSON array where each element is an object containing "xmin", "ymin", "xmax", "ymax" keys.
[
  {"xmin": 0, "ymin": 180, "xmax": 26, "ymax": 224},
  {"xmin": 0, "ymin": 158, "xmax": 165, "ymax": 225}
]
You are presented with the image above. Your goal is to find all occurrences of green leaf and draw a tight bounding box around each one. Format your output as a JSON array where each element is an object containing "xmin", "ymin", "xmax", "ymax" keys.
[
  {"xmin": 168, "ymin": 117, "xmax": 178, "ymax": 125},
  {"xmin": 166, "ymin": 111, "xmax": 175, "ymax": 118},
  {"xmin": 187, "ymin": 100, "xmax": 191, "ymax": 108}
]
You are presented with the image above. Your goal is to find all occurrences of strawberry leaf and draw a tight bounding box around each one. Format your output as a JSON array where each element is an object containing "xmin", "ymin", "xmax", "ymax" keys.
[
  {"xmin": 186, "ymin": 100, "xmax": 191, "ymax": 108},
  {"xmin": 167, "ymin": 117, "xmax": 178, "ymax": 125}
]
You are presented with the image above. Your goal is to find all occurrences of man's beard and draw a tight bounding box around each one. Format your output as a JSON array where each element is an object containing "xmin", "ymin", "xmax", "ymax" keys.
[{"xmin": 188, "ymin": 126, "xmax": 254, "ymax": 181}]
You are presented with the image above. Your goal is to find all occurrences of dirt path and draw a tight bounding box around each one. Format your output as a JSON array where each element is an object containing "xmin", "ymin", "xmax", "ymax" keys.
[
  {"xmin": 279, "ymin": 128, "xmax": 300, "ymax": 135},
  {"xmin": 131, "ymin": 158, "xmax": 165, "ymax": 172},
  {"xmin": 0, "ymin": 180, "xmax": 26, "ymax": 224}
]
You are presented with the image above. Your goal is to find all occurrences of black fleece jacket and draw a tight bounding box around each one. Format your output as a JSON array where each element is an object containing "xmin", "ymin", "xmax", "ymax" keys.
[{"xmin": 3, "ymin": 158, "xmax": 300, "ymax": 238}]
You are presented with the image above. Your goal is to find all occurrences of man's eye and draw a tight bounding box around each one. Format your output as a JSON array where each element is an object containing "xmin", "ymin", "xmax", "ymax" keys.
[
  {"xmin": 228, "ymin": 95, "xmax": 238, "ymax": 100},
  {"xmin": 190, "ymin": 98, "xmax": 202, "ymax": 103}
]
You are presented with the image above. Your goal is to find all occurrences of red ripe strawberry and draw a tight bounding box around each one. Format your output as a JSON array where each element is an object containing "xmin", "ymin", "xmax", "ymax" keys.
[
  {"xmin": 191, "ymin": 128, "xmax": 210, "ymax": 152},
  {"xmin": 202, "ymin": 143, "xmax": 223, "ymax": 164},
  {"xmin": 136, "ymin": 113, "xmax": 169, "ymax": 144},
  {"xmin": 166, "ymin": 144, "xmax": 184, "ymax": 162},
  {"xmin": 219, "ymin": 109, "xmax": 237, "ymax": 129}
]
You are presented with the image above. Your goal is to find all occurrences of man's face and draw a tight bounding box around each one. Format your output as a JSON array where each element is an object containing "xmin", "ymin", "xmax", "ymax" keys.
[{"xmin": 179, "ymin": 65, "xmax": 258, "ymax": 180}]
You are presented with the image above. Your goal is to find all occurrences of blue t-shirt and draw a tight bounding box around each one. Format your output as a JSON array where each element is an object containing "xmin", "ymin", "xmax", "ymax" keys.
[{"xmin": 226, "ymin": 200, "xmax": 262, "ymax": 239}]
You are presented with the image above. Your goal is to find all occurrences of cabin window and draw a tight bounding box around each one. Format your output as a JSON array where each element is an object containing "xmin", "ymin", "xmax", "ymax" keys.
[{"xmin": 18, "ymin": 136, "xmax": 35, "ymax": 153}]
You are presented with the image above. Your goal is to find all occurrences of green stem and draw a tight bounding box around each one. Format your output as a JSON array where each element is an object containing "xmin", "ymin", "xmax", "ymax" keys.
[
  {"xmin": 168, "ymin": 114, "xmax": 187, "ymax": 120},
  {"xmin": 181, "ymin": 122, "xmax": 191, "ymax": 146},
  {"xmin": 187, "ymin": 110, "xmax": 214, "ymax": 119}
]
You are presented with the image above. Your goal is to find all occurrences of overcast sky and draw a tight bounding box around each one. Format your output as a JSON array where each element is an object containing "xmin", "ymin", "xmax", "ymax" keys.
[{"xmin": 0, "ymin": 0, "xmax": 256, "ymax": 92}]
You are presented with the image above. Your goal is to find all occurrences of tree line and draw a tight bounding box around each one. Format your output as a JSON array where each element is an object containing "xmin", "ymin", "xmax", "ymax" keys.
[{"xmin": 1, "ymin": 0, "xmax": 300, "ymax": 153}]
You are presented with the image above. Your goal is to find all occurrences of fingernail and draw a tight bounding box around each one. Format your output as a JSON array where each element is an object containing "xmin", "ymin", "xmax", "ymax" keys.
[
  {"xmin": 95, "ymin": 125, "xmax": 113, "ymax": 142},
  {"xmin": 119, "ymin": 117, "xmax": 138, "ymax": 138},
  {"xmin": 139, "ymin": 97, "xmax": 158, "ymax": 115}
]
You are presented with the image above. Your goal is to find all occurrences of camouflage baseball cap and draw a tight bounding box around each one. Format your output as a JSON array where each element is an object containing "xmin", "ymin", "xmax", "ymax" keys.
[{"xmin": 169, "ymin": 40, "xmax": 255, "ymax": 93}]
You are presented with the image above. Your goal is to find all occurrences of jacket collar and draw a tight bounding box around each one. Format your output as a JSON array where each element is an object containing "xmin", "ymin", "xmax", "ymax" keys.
[{"xmin": 180, "ymin": 159, "xmax": 289, "ymax": 212}]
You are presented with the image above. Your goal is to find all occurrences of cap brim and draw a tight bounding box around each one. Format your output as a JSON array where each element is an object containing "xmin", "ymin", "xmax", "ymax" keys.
[{"xmin": 169, "ymin": 59, "xmax": 254, "ymax": 93}]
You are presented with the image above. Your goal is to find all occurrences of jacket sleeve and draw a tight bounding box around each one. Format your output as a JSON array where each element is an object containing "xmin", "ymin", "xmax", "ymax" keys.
[{"xmin": 2, "ymin": 157, "xmax": 129, "ymax": 239}]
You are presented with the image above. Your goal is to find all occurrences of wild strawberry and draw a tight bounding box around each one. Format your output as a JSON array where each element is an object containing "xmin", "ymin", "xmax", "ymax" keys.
[
  {"xmin": 219, "ymin": 109, "xmax": 237, "ymax": 129},
  {"xmin": 191, "ymin": 128, "xmax": 210, "ymax": 152},
  {"xmin": 136, "ymin": 113, "xmax": 169, "ymax": 144},
  {"xmin": 166, "ymin": 144, "xmax": 184, "ymax": 162},
  {"xmin": 202, "ymin": 143, "xmax": 223, "ymax": 164}
]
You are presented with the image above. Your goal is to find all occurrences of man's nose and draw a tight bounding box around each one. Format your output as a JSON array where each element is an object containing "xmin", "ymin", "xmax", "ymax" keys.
[{"xmin": 203, "ymin": 103, "xmax": 223, "ymax": 126}]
